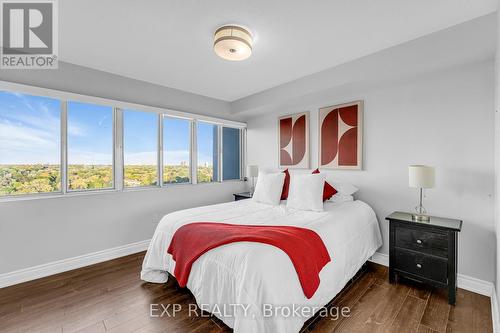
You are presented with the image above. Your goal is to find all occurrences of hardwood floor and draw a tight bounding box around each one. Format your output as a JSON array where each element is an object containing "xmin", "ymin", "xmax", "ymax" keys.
[{"xmin": 0, "ymin": 252, "xmax": 493, "ymax": 333}]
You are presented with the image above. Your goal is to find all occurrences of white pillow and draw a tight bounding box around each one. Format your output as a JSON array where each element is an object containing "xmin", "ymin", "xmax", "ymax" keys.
[
  {"xmin": 287, "ymin": 173, "xmax": 326, "ymax": 212},
  {"xmin": 252, "ymin": 172, "xmax": 286, "ymax": 206},
  {"xmin": 330, "ymin": 182, "xmax": 359, "ymax": 196},
  {"xmin": 328, "ymin": 193, "xmax": 354, "ymax": 203}
]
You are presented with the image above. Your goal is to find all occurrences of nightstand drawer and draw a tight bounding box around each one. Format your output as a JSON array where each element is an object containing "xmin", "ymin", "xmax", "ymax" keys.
[
  {"xmin": 395, "ymin": 248, "xmax": 448, "ymax": 284},
  {"xmin": 395, "ymin": 226, "xmax": 448, "ymax": 258}
]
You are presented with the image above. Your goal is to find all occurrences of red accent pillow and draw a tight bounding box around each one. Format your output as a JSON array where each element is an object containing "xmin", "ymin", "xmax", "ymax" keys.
[
  {"xmin": 312, "ymin": 169, "xmax": 337, "ymax": 201},
  {"xmin": 281, "ymin": 169, "xmax": 291, "ymax": 200}
]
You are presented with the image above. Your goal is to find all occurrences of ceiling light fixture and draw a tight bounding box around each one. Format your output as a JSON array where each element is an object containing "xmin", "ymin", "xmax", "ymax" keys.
[{"xmin": 213, "ymin": 25, "xmax": 253, "ymax": 61}]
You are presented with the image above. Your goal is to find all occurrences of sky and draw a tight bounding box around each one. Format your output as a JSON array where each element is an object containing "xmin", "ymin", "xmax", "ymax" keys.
[
  {"xmin": 196, "ymin": 122, "xmax": 216, "ymax": 166},
  {"xmin": 0, "ymin": 91, "xmax": 216, "ymax": 165},
  {"xmin": 0, "ymin": 91, "xmax": 61, "ymax": 164},
  {"xmin": 68, "ymin": 101, "xmax": 113, "ymax": 165}
]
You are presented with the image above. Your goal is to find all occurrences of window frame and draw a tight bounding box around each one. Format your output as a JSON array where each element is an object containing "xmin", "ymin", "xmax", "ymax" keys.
[
  {"xmin": 0, "ymin": 81, "xmax": 246, "ymax": 202},
  {"xmin": 195, "ymin": 120, "xmax": 220, "ymax": 184},
  {"xmin": 0, "ymin": 92, "xmax": 63, "ymax": 197},
  {"xmin": 221, "ymin": 126, "xmax": 244, "ymax": 182},
  {"xmin": 161, "ymin": 114, "xmax": 193, "ymax": 186},
  {"xmin": 121, "ymin": 108, "xmax": 160, "ymax": 189},
  {"xmin": 65, "ymin": 101, "xmax": 116, "ymax": 193}
]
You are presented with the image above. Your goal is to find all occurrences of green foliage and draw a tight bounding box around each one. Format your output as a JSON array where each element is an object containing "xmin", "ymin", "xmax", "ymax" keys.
[
  {"xmin": 197, "ymin": 166, "xmax": 215, "ymax": 183},
  {"xmin": 125, "ymin": 165, "xmax": 157, "ymax": 187},
  {"xmin": 68, "ymin": 165, "xmax": 113, "ymax": 190},
  {"xmin": 0, "ymin": 164, "xmax": 216, "ymax": 196},
  {"xmin": 0, "ymin": 164, "xmax": 60, "ymax": 195},
  {"xmin": 163, "ymin": 165, "xmax": 190, "ymax": 184}
]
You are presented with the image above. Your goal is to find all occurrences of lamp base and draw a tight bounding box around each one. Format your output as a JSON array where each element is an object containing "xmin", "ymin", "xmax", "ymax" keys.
[{"xmin": 412, "ymin": 213, "xmax": 430, "ymax": 222}]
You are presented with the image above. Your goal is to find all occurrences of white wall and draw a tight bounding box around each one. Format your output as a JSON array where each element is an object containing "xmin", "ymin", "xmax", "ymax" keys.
[
  {"xmin": 0, "ymin": 61, "xmax": 240, "ymax": 121},
  {"xmin": 246, "ymin": 60, "xmax": 495, "ymax": 282},
  {"xmin": 494, "ymin": 0, "xmax": 500, "ymax": 314},
  {"xmin": 0, "ymin": 63, "xmax": 246, "ymax": 274},
  {"xmin": 0, "ymin": 182, "xmax": 245, "ymax": 274}
]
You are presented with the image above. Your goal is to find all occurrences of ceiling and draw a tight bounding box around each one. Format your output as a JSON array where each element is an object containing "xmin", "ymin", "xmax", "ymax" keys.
[
  {"xmin": 232, "ymin": 13, "xmax": 496, "ymax": 116},
  {"xmin": 60, "ymin": 0, "xmax": 497, "ymax": 102}
]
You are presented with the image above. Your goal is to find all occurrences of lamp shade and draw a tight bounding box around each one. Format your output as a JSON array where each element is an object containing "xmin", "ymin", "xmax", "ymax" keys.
[
  {"xmin": 409, "ymin": 165, "xmax": 435, "ymax": 188},
  {"xmin": 246, "ymin": 165, "xmax": 259, "ymax": 177},
  {"xmin": 214, "ymin": 25, "xmax": 253, "ymax": 61}
]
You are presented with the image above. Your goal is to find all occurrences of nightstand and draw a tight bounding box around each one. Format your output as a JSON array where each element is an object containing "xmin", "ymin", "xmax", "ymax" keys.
[
  {"xmin": 233, "ymin": 192, "xmax": 252, "ymax": 201},
  {"xmin": 386, "ymin": 211, "xmax": 462, "ymax": 305}
]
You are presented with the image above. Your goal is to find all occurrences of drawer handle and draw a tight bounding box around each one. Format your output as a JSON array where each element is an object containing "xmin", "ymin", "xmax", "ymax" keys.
[
  {"xmin": 416, "ymin": 263, "xmax": 422, "ymax": 269},
  {"xmin": 416, "ymin": 239, "xmax": 423, "ymax": 244}
]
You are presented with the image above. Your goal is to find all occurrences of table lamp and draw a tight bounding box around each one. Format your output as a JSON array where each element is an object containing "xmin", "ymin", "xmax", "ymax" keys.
[
  {"xmin": 246, "ymin": 165, "xmax": 258, "ymax": 195},
  {"xmin": 409, "ymin": 165, "xmax": 435, "ymax": 221}
]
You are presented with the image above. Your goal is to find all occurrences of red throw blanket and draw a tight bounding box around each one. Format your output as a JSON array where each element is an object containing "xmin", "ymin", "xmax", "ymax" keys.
[{"xmin": 167, "ymin": 222, "xmax": 331, "ymax": 299}]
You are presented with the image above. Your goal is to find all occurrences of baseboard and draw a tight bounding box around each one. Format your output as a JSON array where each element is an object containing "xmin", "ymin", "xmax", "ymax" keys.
[
  {"xmin": 492, "ymin": 287, "xmax": 499, "ymax": 333},
  {"xmin": 368, "ymin": 252, "xmax": 494, "ymax": 297},
  {"xmin": 0, "ymin": 239, "xmax": 151, "ymax": 289},
  {"xmin": 369, "ymin": 251, "xmax": 389, "ymax": 266},
  {"xmin": 0, "ymin": 246, "xmax": 495, "ymax": 300},
  {"xmin": 457, "ymin": 273, "xmax": 494, "ymax": 297}
]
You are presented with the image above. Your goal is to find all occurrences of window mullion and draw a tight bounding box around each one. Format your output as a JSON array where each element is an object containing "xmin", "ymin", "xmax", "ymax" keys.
[
  {"xmin": 60, "ymin": 101, "xmax": 68, "ymax": 194},
  {"xmin": 0, "ymin": 84, "xmax": 247, "ymax": 201},
  {"xmin": 219, "ymin": 126, "xmax": 224, "ymax": 182},
  {"xmin": 241, "ymin": 128, "xmax": 245, "ymax": 180},
  {"xmin": 191, "ymin": 120, "xmax": 197, "ymax": 184},
  {"xmin": 217, "ymin": 126, "xmax": 221, "ymax": 182},
  {"xmin": 158, "ymin": 114, "xmax": 164, "ymax": 187},
  {"xmin": 114, "ymin": 108, "xmax": 124, "ymax": 191}
]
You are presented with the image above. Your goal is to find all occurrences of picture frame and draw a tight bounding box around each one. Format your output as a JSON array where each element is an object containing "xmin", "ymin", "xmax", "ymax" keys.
[
  {"xmin": 318, "ymin": 101, "xmax": 363, "ymax": 170},
  {"xmin": 278, "ymin": 111, "xmax": 310, "ymax": 169}
]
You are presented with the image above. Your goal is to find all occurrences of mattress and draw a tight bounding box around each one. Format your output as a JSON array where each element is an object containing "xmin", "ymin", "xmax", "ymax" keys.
[{"xmin": 141, "ymin": 199, "xmax": 383, "ymax": 333}]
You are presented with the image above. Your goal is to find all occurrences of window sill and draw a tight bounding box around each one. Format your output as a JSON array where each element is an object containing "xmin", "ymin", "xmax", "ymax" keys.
[{"xmin": 0, "ymin": 180, "xmax": 245, "ymax": 203}]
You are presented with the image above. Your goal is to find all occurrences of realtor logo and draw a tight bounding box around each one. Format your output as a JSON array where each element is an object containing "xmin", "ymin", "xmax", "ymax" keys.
[{"xmin": 1, "ymin": 0, "xmax": 58, "ymax": 68}]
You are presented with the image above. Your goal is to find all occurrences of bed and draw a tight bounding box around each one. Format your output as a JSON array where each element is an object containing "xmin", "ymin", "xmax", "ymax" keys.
[{"xmin": 141, "ymin": 198, "xmax": 382, "ymax": 333}]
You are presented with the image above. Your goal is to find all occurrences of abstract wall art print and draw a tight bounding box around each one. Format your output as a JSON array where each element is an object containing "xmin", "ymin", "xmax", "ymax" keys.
[
  {"xmin": 278, "ymin": 111, "xmax": 310, "ymax": 168},
  {"xmin": 319, "ymin": 101, "xmax": 363, "ymax": 170}
]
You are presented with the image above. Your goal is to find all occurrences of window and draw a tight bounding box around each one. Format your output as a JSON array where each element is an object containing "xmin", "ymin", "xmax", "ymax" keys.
[
  {"xmin": 222, "ymin": 127, "xmax": 241, "ymax": 180},
  {"xmin": 0, "ymin": 91, "xmax": 61, "ymax": 196},
  {"xmin": 67, "ymin": 101, "xmax": 113, "ymax": 191},
  {"xmin": 0, "ymin": 83, "xmax": 246, "ymax": 199},
  {"xmin": 163, "ymin": 117, "xmax": 190, "ymax": 184},
  {"xmin": 197, "ymin": 122, "xmax": 218, "ymax": 183},
  {"xmin": 123, "ymin": 110, "xmax": 158, "ymax": 187}
]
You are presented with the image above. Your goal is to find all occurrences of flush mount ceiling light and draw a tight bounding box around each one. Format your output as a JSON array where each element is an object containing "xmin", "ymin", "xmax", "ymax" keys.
[{"xmin": 213, "ymin": 25, "xmax": 253, "ymax": 61}]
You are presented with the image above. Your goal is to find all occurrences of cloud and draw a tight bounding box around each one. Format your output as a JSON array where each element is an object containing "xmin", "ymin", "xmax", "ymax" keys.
[
  {"xmin": 0, "ymin": 148, "xmax": 59, "ymax": 164},
  {"xmin": 1, "ymin": 92, "xmax": 87, "ymax": 136},
  {"xmin": 0, "ymin": 118, "xmax": 60, "ymax": 164},
  {"xmin": 68, "ymin": 150, "xmax": 112, "ymax": 165},
  {"xmin": 0, "ymin": 92, "xmax": 91, "ymax": 164},
  {"xmin": 124, "ymin": 151, "xmax": 157, "ymax": 165},
  {"xmin": 0, "ymin": 121, "xmax": 54, "ymax": 146},
  {"xmin": 0, "ymin": 90, "xmax": 216, "ymax": 166},
  {"xmin": 7, "ymin": 91, "xmax": 24, "ymax": 98},
  {"xmin": 124, "ymin": 150, "xmax": 190, "ymax": 165},
  {"xmin": 197, "ymin": 152, "xmax": 215, "ymax": 165},
  {"xmin": 163, "ymin": 150, "xmax": 190, "ymax": 165},
  {"xmin": 68, "ymin": 123, "xmax": 86, "ymax": 137},
  {"xmin": 0, "ymin": 94, "xmax": 61, "ymax": 164},
  {"xmin": 0, "ymin": 106, "xmax": 59, "ymax": 133}
]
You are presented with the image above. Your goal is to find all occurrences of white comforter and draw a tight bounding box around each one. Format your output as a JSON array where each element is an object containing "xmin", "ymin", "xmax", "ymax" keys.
[{"xmin": 141, "ymin": 199, "xmax": 382, "ymax": 333}]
